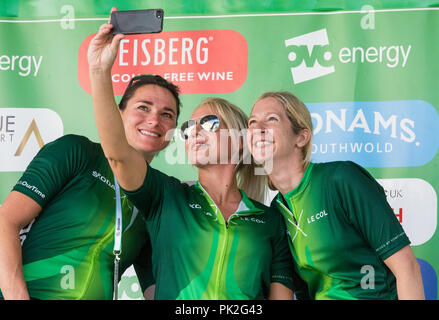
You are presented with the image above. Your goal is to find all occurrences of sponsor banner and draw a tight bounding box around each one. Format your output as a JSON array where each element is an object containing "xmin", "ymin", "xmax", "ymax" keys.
[
  {"xmin": 0, "ymin": 108, "xmax": 63, "ymax": 172},
  {"xmin": 0, "ymin": 54, "xmax": 43, "ymax": 78},
  {"xmin": 78, "ymin": 30, "xmax": 248, "ymax": 95},
  {"xmin": 378, "ymin": 178, "xmax": 438, "ymax": 246},
  {"xmin": 285, "ymin": 28, "xmax": 335, "ymax": 84},
  {"xmin": 1, "ymin": 3, "xmax": 439, "ymax": 299},
  {"xmin": 308, "ymin": 100, "xmax": 439, "ymax": 167},
  {"xmin": 118, "ymin": 266, "xmax": 145, "ymax": 300},
  {"xmin": 418, "ymin": 258, "xmax": 438, "ymax": 300},
  {"xmin": 285, "ymin": 27, "xmax": 412, "ymax": 85}
]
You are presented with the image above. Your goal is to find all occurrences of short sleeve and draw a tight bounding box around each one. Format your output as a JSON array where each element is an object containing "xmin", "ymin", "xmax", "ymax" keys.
[
  {"xmin": 332, "ymin": 161, "xmax": 410, "ymax": 260},
  {"xmin": 12, "ymin": 135, "xmax": 91, "ymax": 207},
  {"xmin": 133, "ymin": 238, "xmax": 155, "ymax": 292},
  {"xmin": 120, "ymin": 164, "xmax": 181, "ymax": 220},
  {"xmin": 269, "ymin": 209, "xmax": 295, "ymax": 290}
]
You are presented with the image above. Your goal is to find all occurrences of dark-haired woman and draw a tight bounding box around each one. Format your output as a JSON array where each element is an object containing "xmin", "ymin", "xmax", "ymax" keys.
[{"xmin": 0, "ymin": 72, "xmax": 181, "ymax": 299}]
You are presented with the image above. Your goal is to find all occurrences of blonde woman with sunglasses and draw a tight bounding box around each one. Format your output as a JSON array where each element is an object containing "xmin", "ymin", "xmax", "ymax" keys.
[{"xmin": 88, "ymin": 10, "xmax": 295, "ymax": 300}]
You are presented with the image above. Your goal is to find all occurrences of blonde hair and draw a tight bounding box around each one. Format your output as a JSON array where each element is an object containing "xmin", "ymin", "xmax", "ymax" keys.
[
  {"xmin": 254, "ymin": 91, "xmax": 313, "ymax": 190},
  {"xmin": 200, "ymin": 97, "xmax": 267, "ymax": 203}
]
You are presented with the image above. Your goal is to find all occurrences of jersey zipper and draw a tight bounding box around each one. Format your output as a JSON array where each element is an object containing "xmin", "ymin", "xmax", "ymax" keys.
[
  {"xmin": 277, "ymin": 198, "xmax": 298, "ymax": 225},
  {"xmin": 196, "ymin": 183, "xmax": 263, "ymax": 299},
  {"xmin": 196, "ymin": 183, "xmax": 233, "ymax": 299},
  {"xmin": 215, "ymin": 219, "xmax": 229, "ymax": 299},
  {"xmin": 214, "ymin": 212, "xmax": 242, "ymax": 299}
]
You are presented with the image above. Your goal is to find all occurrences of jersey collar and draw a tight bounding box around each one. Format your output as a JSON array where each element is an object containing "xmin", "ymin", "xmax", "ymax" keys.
[{"xmin": 195, "ymin": 182, "xmax": 264, "ymax": 217}]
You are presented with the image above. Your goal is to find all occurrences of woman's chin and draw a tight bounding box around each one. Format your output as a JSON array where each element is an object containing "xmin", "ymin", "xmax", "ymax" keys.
[
  {"xmin": 188, "ymin": 153, "xmax": 220, "ymax": 168},
  {"xmin": 251, "ymin": 151, "xmax": 272, "ymax": 165}
]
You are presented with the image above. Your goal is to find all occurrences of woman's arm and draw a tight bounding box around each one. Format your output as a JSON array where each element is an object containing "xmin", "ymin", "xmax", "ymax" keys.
[
  {"xmin": 0, "ymin": 192, "xmax": 41, "ymax": 299},
  {"xmin": 383, "ymin": 245, "xmax": 424, "ymax": 300},
  {"xmin": 87, "ymin": 9, "xmax": 146, "ymax": 191},
  {"xmin": 332, "ymin": 162, "xmax": 421, "ymax": 299},
  {"xmin": 268, "ymin": 282, "xmax": 294, "ymax": 300}
]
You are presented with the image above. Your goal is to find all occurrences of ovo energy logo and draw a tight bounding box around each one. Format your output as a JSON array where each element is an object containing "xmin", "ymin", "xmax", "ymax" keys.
[
  {"xmin": 285, "ymin": 29, "xmax": 334, "ymax": 84},
  {"xmin": 285, "ymin": 28, "xmax": 412, "ymax": 84}
]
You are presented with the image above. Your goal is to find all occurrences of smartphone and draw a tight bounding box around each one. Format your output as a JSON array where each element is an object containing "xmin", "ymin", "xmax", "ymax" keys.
[{"xmin": 110, "ymin": 9, "xmax": 164, "ymax": 35}]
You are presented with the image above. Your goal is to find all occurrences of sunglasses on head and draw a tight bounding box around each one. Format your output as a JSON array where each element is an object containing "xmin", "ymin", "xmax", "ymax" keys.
[
  {"xmin": 127, "ymin": 74, "xmax": 161, "ymax": 87},
  {"xmin": 180, "ymin": 114, "xmax": 220, "ymax": 140}
]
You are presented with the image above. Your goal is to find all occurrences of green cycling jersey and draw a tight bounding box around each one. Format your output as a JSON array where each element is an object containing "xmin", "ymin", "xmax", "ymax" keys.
[
  {"xmin": 272, "ymin": 161, "xmax": 410, "ymax": 300},
  {"xmin": 1, "ymin": 135, "xmax": 152, "ymax": 300},
  {"xmin": 122, "ymin": 164, "xmax": 295, "ymax": 300}
]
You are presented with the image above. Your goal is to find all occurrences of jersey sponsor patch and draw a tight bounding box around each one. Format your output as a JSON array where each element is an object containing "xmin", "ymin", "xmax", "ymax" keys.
[
  {"xmin": 16, "ymin": 180, "xmax": 46, "ymax": 199},
  {"xmin": 91, "ymin": 170, "xmax": 115, "ymax": 190}
]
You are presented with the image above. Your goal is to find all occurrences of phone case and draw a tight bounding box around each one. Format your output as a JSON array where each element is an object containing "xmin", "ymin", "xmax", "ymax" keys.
[{"xmin": 111, "ymin": 9, "xmax": 164, "ymax": 35}]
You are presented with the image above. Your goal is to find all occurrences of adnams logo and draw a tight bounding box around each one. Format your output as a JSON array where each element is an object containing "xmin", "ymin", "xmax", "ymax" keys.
[
  {"xmin": 308, "ymin": 100, "xmax": 439, "ymax": 167},
  {"xmin": 285, "ymin": 28, "xmax": 411, "ymax": 84}
]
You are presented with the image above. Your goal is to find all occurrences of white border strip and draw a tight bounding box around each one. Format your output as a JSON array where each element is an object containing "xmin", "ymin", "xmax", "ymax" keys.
[
  {"xmin": 0, "ymin": 7, "xmax": 438, "ymax": 23},
  {"xmin": 166, "ymin": 7, "xmax": 439, "ymax": 19},
  {"xmin": 0, "ymin": 17, "xmax": 107, "ymax": 23}
]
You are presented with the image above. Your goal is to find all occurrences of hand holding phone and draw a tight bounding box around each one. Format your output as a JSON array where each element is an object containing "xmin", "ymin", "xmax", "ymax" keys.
[{"xmin": 110, "ymin": 9, "xmax": 164, "ymax": 34}]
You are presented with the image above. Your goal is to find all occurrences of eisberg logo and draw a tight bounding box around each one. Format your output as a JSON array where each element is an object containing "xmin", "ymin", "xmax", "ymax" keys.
[
  {"xmin": 285, "ymin": 28, "xmax": 412, "ymax": 84},
  {"xmin": 78, "ymin": 30, "xmax": 248, "ymax": 95},
  {"xmin": 308, "ymin": 100, "xmax": 439, "ymax": 167},
  {"xmin": 0, "ymin": 108, "xmax": 63, "ymax": 172},
  {"xmin": 378, "ymin": 178, "xmax": 437, "ymax": 246}
]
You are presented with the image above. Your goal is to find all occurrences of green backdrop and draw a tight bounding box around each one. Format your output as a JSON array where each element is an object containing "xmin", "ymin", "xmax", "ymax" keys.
[{"xmin": 1, "ymin": 0, "xmax": 438, "ymax": 299}]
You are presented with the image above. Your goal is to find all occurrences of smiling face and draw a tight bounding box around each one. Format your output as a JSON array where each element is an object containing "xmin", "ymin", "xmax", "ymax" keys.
[
  {"xmin": 120, "ymin": 84, "xmax": 178, "ymax": 160},
  {"xmin": 248, "ymin": 96, "xmax": 310, "ymax": 167}
]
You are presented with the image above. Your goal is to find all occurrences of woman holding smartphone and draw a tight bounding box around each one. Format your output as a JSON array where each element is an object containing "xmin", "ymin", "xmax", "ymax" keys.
[
  {"xmin": 0, "ymin": 52, "xmax": 181, "ymax": 301},
  {"xmin": 87, "ymin": 11, "xmax": 295, "ymax": 300}
]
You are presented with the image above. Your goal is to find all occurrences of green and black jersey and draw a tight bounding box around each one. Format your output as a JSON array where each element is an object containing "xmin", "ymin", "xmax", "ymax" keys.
[
  {"xmin": 272, "ymin": 161, "xmax": 410, "ymax": 300},
  {"xmin": 122, "ymin": 164, "xmax": 295, "ymax": 300},
  {"xmin": 4, "ymin": 135, "xmax": 152, "ymax": 300}
]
